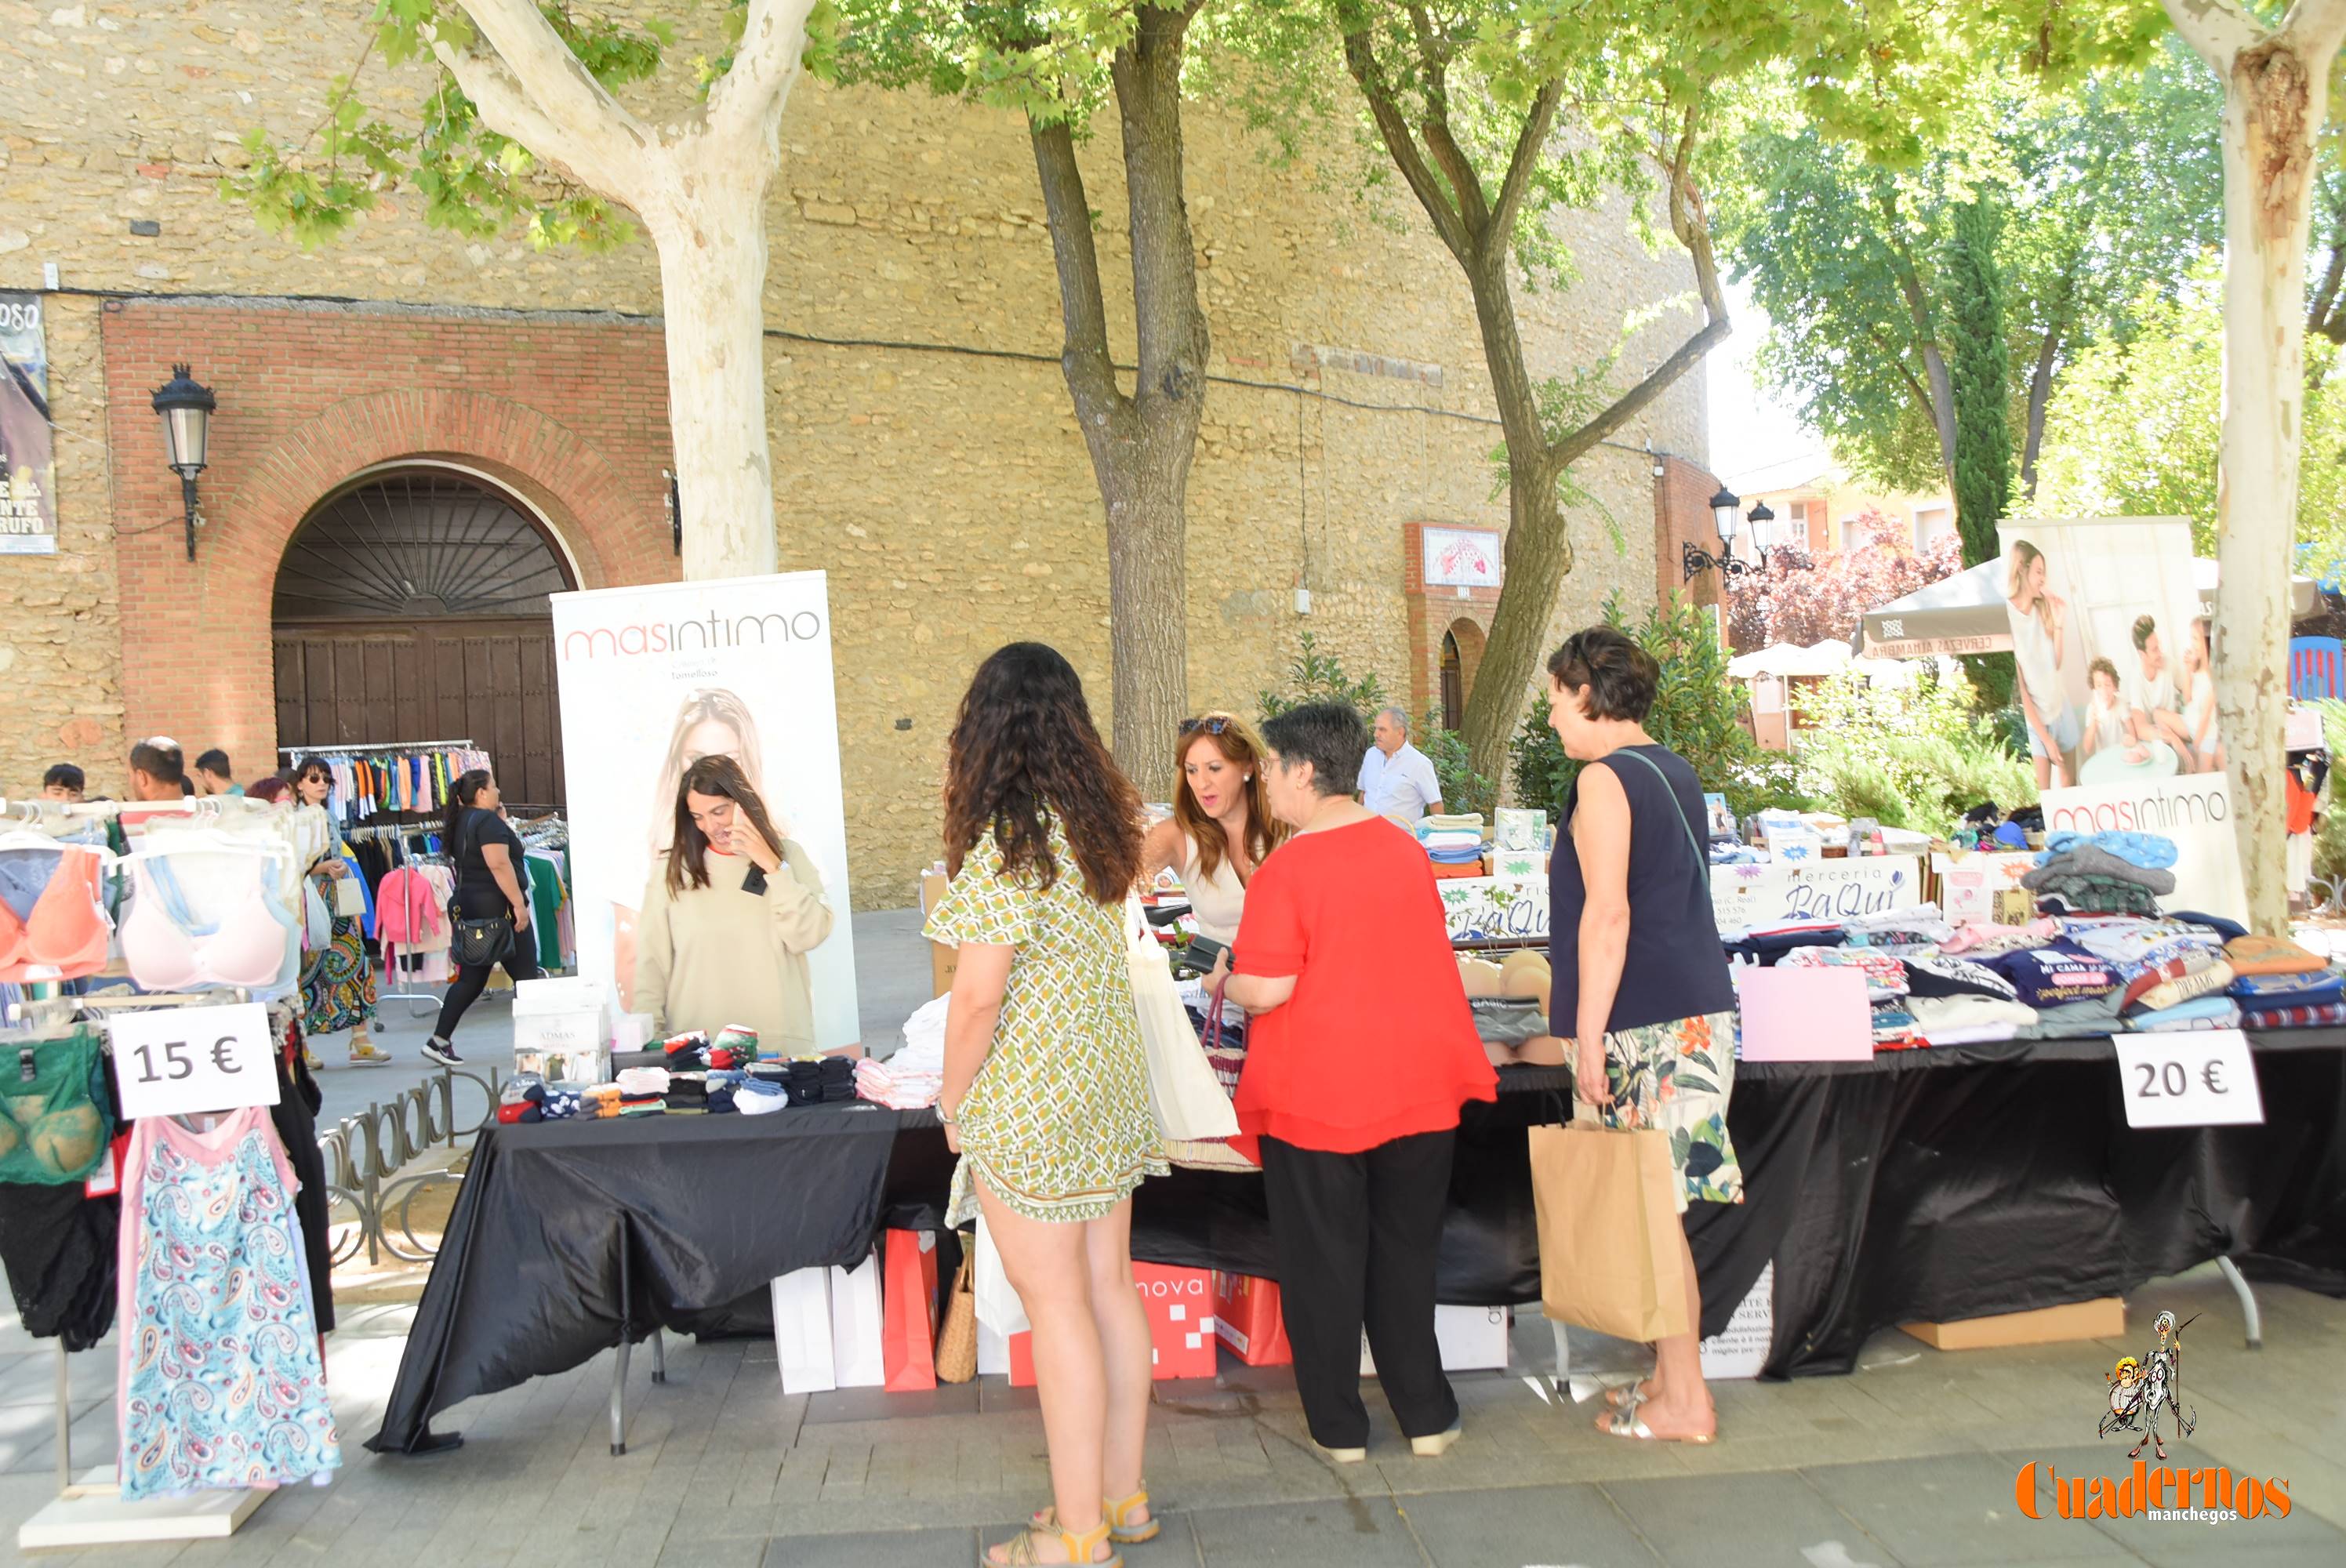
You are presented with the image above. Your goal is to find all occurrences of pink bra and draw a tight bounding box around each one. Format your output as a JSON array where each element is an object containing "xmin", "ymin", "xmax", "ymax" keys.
[{"xmin": 122, "ymin": 858, "xmax": 290, "ymax": 990}]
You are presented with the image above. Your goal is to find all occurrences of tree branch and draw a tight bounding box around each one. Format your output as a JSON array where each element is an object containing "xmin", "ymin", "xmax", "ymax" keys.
[
  {"xmin": 436, "ymin": 0, "xmax": 651, "ymax": 199},
  {"xmin": 1866, "ymin": 325, "xmax": 1936, "ymax": 416},
  {"xmin": 1404, "ymin": 9, "xmax": 1491, "ymax": 242},
  {"xmin": 2163, "ymin": 0, "xmax": 2268, "ymax": 65},
  {"xmin": 1549, "ymin": 106, "xmax": 1730, "ymax": 468},
  {"xmin": 707, "ymin": 0, "xmax": 820, "ymax": 143},
  {"xmin": 1338, "ymin": 27, "xmax": 1472, "ymax": 264},
  {"xmin": 1030, "ymin": 118, "xmax": 1128, "ymax": 427},
  {"xmin": 1487, "ymin": 78, "xmax": 1566, "ymax": 255},
  {"xmin": 2288, "ymin": 0, "xmax": 2346, "ymax": 59}
]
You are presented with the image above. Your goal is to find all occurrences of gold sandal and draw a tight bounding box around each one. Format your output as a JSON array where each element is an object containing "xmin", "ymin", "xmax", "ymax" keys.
[
  {"xmin": 986, "ymin": 1518, "xmax": 1119, "ymax": 1566},
  {"xmin": 1030, "ymin": 1486, "xmax": 1159, "ymax": 1544}
]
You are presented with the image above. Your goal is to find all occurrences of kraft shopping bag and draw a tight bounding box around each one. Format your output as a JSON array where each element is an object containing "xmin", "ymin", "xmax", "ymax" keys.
[
  {"xmin": 935, "ymin": 1252, "xmax": 979, "ymax": 1385},
  {"xmin": 830, "ymin": 1248, "xmax": 887, "ymax": 1389},
  {"xmin": 1527, "ymin": 1123, "xmax": 1690, "ymax": 1343},
  {"xmin": 881, "ymin": 1230, "xmax": 940, "ymax": 1392},
  {"xmin": 769, "ymin": 1268, "xmax": 837, "ymax": 1395},
  {"xmin": 1124, "ymin": 896, "xmax": 1240, "ymax": 1142}
]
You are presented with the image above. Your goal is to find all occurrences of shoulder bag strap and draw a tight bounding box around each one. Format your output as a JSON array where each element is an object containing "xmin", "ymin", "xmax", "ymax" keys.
[{"xmin": 1607, "ymin": 748, "xmax": 1708, "ymax": 887}]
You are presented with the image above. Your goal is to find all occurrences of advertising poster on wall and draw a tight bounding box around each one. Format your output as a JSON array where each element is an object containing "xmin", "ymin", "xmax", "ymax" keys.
[
  {"xmin": 1999, "ymin": 517, "xmax": 2246, "ymax": 923},
  {"xmin": 0, "ymin": 292, "xmax": 56, "ymax": 556},
  {"xmin": 550, "ymin": 572, "xmax": 862, "ymax": 1048}
]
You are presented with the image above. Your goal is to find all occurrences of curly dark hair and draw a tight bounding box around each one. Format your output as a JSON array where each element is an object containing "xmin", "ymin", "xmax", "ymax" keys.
[{"xmin": 943, "ymin": 643, "xmax": 1142, "ymax": 905}]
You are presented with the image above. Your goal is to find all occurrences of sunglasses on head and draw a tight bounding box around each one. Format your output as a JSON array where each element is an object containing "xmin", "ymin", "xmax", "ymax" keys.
[{"xmin": 1179, "ymin": 716, "xmax": 1232, "ymax": 736}]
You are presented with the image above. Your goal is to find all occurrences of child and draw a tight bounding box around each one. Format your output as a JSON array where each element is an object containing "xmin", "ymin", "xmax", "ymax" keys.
[
  {"xmin": 2080, "ymin": 657, "xmax": 2142, "ymax": 764},
  {"xmin": 2184, "ymin": 616, "xmax": 2224, "ymax": 775}
]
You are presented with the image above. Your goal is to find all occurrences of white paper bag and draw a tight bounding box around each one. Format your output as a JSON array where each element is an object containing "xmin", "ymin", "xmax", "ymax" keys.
[
  {"xmin": 770, "ymin": 1269, "xmax": 837, "ymax": 1395},
  {"xmin": 830, "ymin": 1249, "xmax": 886, "ymax": 1389},
  {"xmin": 972, "ymin": 1217, "xmax": 1030, "ymax": 1338},
  {"xmin": 1125, "ymin": 895, "xmax": 1239, "ymax": 1142}
]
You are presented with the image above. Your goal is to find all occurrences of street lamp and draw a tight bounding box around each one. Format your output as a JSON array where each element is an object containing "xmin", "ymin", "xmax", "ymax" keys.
[
  {"xmin": 1747, "ymin": 499, "xmax": 1776, "ymax": 557},
  {"xmin": 151, "ymin": 364, "xmax": 216, "ymax": 562},
  {"xmin": 1684, "ymin": 485, "xmax": 1767, "ymax": 584}
]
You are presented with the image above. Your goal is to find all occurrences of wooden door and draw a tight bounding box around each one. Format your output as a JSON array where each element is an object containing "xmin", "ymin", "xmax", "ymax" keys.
[{"xmin": 272, "ymin": 617, "xmax": 566, "ymax": 808}]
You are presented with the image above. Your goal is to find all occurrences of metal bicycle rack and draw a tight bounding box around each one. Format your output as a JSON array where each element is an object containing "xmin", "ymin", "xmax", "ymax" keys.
[{"xmin": 318, "ymin": 1064, "xmax": 504, "ymax": 1265}]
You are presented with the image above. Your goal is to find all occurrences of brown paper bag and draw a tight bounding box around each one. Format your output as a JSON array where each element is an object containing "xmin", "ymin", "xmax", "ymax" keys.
[{"xmin": 1527, "ymin": 1123, "xmax": 1690, "ymax": 1342}]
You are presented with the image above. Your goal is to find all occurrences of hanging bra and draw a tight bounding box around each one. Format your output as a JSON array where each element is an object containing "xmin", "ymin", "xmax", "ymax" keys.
[
  {"xmin": 122, "ymin": 855, "xmax": 292, "ymax": 991},
  {"xmin": 0, "ymin": 1030, "xmax": 112, "ymax": 1186},
  {"xmin": 0, "ymin": 845, "xmax": 111, "ymax": 984}
]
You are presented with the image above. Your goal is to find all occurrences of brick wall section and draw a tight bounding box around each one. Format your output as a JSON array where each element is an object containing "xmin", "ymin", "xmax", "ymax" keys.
[
  {"xmin": 1654, "ymin": 454, "xmax": 1731, "ymax": 613},
  {"xmin": 100, "ymin": 299, "xmax": 677, "ymax": 775},
  {"xmin": 1400, "ymin": 521, "xmax": 1502, "ymax": 718},
  {"xmin": 3, "ymin": 3, "xmax": 1710, "ymax": 902}
]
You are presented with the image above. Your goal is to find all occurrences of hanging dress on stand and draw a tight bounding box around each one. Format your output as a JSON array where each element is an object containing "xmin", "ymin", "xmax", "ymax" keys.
[{"xmin": 116, "ymin": 1105, "xmax": 341, "ymax": 1501}]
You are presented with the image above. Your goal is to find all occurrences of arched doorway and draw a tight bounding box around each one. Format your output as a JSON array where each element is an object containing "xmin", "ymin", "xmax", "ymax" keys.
[
  {"xmin": 1440, "ymin": 619, "xmax": 1487, "ymax": 731},
  {"xmin": 271, "ymin": 466, "xmax": 576, "ymax": 807}
]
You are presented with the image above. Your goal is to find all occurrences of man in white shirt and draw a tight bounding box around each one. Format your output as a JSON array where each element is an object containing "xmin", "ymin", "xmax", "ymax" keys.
[
  {"xmin": 1357, "ymin": 706, "xmax": 1444, "ymax": 824},
  {"xmin": 2121, "ymin": 615, "xmax": 2198, "ymax": 767}
]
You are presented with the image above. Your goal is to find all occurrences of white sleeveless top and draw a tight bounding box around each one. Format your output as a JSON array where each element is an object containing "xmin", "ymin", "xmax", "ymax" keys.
[{"xmin": 1179, "ymin": 834, "xmax": 1248, "ymax": 943}]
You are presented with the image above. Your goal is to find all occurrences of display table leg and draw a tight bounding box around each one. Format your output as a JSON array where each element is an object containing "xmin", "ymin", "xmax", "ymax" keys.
[
  {"xmin": 651, "ymin": 1329, "xmax": 666, "ymax": 1385},
  {"xmin": 2215, "ymin": 1256, "xmax": 2263, "ymax": 1349},
  {"xmin": 609, "ymin": 1335, "xmax": 632, "ymax": 1457}
]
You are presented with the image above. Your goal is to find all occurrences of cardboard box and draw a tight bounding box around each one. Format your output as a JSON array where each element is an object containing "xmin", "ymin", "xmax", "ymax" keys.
[
  {"xmin": 1698, "ymin": 1262, "xmax": 1773, "ymax": 1381},
  {"xmin": 1901, "ymin": 1297, "xmax": 2124, "ymax": 1352},
  {"xmin": 1936, "ymin": 850, "xmax": 2041, "ymax": 926},
  {"xmin": 1212, "ymin": 1272, "xmax": 1291, "ymax": 1367},
  {"xmin": 1007, "ymin": 1263, "xmax": 1218, "ymax": 1385},
  {"xmin": 921, "ymin": 867, "xmax": 956, "ymax": 999},
  {"xmin": 1361, "ymin": 1305, "xmax": 1511, "ymax": 1375}
]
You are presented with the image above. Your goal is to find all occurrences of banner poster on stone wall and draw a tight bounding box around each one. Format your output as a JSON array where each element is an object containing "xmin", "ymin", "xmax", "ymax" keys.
[
  {"xmin": 550, "ymin": 571, "xmax": 862, "ymax": 1048},
  {"xmin": 0, "ymin": 292, "xmax": 56, "ymax": 556},
  {"xmin": 2001, "ymin": 516, "xmax": 2247, "ymax": 923}
]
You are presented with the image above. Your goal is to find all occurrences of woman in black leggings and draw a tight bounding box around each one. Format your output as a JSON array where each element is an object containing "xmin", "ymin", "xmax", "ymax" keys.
[{"xmin": 422, "ymin": 769, "xmax": 537, "ymax": 1067}]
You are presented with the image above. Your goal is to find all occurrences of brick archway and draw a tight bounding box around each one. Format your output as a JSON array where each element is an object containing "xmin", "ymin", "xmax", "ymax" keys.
[{"xmin": 111, "ymin": 331, "xmax": 678, "ymax": 774}]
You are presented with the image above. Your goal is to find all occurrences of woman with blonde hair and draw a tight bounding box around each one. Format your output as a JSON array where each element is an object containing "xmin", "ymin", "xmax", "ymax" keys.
[
  {"xmin": 930, "ymin": 643, "xmax": 1166, "ymax": 1566},
  {"xmin": 1140, "ymin": 713, "xmax": 1286, "ymax": 943},
  {"xmin": 2007, "ymin": 539, "xmax": 2079, "ymax": 789}
]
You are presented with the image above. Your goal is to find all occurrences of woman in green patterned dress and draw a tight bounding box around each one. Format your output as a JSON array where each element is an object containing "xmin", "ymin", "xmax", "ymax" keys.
[
  {"xmin": 929, "ymin": 644, "xmax": 1166, "ymax": 1568},
  {"xmin": 292, "ymin": 757, "xmax": 385, "ymax": 1066}
]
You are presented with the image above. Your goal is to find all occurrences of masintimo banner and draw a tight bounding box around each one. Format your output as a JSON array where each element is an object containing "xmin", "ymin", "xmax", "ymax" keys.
[{"xmin": 550, "ymin": 572, "xmax": 862, "ymax": 1049}]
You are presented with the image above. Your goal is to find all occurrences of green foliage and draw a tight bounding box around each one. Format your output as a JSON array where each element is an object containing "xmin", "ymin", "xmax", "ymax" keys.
[
  {"xmin": 1509, "ymin": 593, "xmax": 1798, "ymax": 822},
  {"xmin": 2036, "ymin": 256, "xmax": 2346, "ymax": 562},
  {"xmin": 1947, "ymin": 194, "xmax": 2011, "ymax": 568},
  {"xmin": 228, "ymin": 2, "xmax": 757, "ymax": 253},
  {"xmin": 1790, "ymin": 666, "xmax": 2036, "ymax": 835},
  {"xmin": 1412, "ymin": 710, "xmax": 1497, "ymax": 819},
  {"xmin": 1257, "ymin": 632, "xmax": 1385, "ymax": 723}
]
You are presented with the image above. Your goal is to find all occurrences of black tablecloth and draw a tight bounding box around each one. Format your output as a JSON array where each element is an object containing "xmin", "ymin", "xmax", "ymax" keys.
[
  {"xmin": 1685, "ymin": 1028, "xmax": 2346, "ymax": 1377},
  {"xmin": 369, "ymin": 1035, "xmax": 2346, "ymax": 1452}
]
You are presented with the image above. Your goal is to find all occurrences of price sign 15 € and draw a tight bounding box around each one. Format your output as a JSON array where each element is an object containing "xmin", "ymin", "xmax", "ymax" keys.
[
  {"xmin": 107, "ymin": 1003, "xmax": 281, "ymax": 1121},
  {"xmin": 2112, "ymin": 1029, "xmax": 2264, "ymax": 1130}
]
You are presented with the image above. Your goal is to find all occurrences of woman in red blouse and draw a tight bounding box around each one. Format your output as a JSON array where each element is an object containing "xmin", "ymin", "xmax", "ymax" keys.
[{"xmin": 1216, "ymin": 701, "xmax": 1497, "ymax": 1461}]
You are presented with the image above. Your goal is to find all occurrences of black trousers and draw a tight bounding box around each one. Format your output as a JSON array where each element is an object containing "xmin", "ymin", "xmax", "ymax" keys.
[
  {"xmin": 1259, "ymin": 1129, "xmax": 1460, "ymax": 1449},
  {"xmin": 430, "ymin": 885, "xmax": 541, "ymax": 1040}
]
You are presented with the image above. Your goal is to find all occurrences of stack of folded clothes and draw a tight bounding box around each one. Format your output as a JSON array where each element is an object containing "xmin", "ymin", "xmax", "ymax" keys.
[
  {"xmin": 737, "ymin": 1076, "xmax": 787, "ymax": 1115},
  {"xmin": 584, "ymin": 1083, "xmax": 624, "ymax": 1119},
  {"xmin": 777, "ymin": 1055, "xmax": 859, "ymax": 1105},
  {"xmin": 2226, "ymin": 935, "xmax": 2345, "ymax": 1028},
  {"xmin": 497, "ymin": 1074, "xmax": 547, "ymax": 1124},
  {"xmin": 855, "ymin": 1057, "xmax": 943, "ymax": 1109},
  {"xmin": 2020, "ymin": 831, "xmax": 2178, "ymax": 916},
  {"xmin": 663, "ymin": 1076, "xmax": 710, "ymax": 1115},
  {"xmin": 1418, "ymin": 814, "xmax": 1486, "ymax": 867}
]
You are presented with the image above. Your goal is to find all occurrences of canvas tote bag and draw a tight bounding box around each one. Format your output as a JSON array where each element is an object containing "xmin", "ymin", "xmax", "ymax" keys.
[
  {"xmin": 1527, "ymin": 1119, "xmax": 1690, "ymax": 1343},
  {"xmin": 1125, "ymin": 895, "xmax": 1240, "ymax": 1142}
]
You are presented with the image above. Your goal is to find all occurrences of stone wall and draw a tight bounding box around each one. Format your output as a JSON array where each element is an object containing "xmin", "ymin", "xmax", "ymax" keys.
[{"xmin": 0, "ymin": 2, "xmax": 1708, "ymax": 904}]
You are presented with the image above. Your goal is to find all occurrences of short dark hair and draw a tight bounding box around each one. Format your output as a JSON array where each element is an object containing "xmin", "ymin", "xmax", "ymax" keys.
[
  {"xmin": 2132, "ymin": 615, "xmax": 2159, "ymax": 652},
  {"xmin": 194, "ymin": 748, "xmax": 231, "ymax": 778},
  {"xmin": 129, "ymin": 739, "xmax": 185, "ymax": 788},
  {"xmin": 1261, "ymin": 702, "xmax": 1367, "ymax": 797},
  {"xmin": 1546, "ymin": 626, "xmax": 1659, "ymax": 723},
  {"xmin": 43, "ymin": 763, "xmax": 83, "ymax": 793}
]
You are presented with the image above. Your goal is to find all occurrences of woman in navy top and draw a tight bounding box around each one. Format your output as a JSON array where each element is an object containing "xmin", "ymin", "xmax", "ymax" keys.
[{"xmin": 1545, "ymin": 625, "xmax": 1742, "ymax": 1446}]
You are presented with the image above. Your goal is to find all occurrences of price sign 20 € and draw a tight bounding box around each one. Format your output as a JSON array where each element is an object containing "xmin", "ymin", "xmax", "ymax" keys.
[
  {"xmin": 107, "ymin": 1003, "xmax": 281, "ymax": 1121},
  {"xmin": 2112, "ymin": 1029, "xmax": 2264, "ymax": 1130}
]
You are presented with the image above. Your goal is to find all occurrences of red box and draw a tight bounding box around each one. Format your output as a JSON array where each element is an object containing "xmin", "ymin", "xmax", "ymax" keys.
[
  {"xmin": 1211, "ymin": 1272, "xmax": 1291, "ymax": 1367},
  {"xmin": 1006, "ymin": 1263, "xmax": 1219, "ymax": 1385}
]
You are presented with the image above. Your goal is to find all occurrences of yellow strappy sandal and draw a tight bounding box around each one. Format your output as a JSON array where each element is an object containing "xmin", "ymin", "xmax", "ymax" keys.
[
  {"xmin": 1029, "ymin": 1486, "xmax": 1159, "ymax": 1545},
  {"xmin": 986, "ymin": 1517, "xmax": 1120, "ymax": 1566}
]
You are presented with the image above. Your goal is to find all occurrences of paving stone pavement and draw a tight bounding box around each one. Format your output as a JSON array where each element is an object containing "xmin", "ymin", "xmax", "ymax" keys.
[{"xmin": 3, "ymin": 1259, "xmax": 2341, "ymax": 1567}]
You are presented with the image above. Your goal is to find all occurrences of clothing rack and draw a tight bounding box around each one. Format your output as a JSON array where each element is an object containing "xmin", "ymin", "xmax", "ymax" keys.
[
  {"xmin": 13, "ymin": 988, "xmax": 275, "ymax": 1546},
  {"xmin": 278, "ymin": 738, "xmax": 476, "ymax": 755},
  {"xmin": 345, "ymin": 822, "xmax": 452, "ymax": 1015}
]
